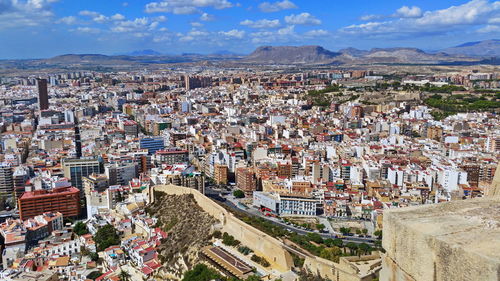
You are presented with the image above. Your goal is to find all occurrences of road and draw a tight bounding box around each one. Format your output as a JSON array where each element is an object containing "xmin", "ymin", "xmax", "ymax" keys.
[{"xmin": 205, "ymin": 187, "xmax": 376, "ymax": 245}]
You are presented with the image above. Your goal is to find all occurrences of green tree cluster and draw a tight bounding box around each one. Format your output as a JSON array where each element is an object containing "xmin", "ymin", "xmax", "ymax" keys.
[
  {"xmin": 94, "ymin": 224, "xmax": 121, "ymax": 252},
  {"xmin": 73, "ymin": 221, "xmax": 89, "ymax": 236},
  {"xmin": 86, "ymin": 271, "xmax": 102, "ymax": 280},
  {"xmin": 222, "ymin": 232, "xmax": 241, "ymax": 247},
  {"xmin": 251, "ymin": 254, "xmax": 270, "ymax": 267},
  {"xmin": 233, "ymin": 189, "xmax": 245, "ymax": 198},
  {"xmin": 182, "ymin": 264, "xmax": 260, "ymax": 281}
]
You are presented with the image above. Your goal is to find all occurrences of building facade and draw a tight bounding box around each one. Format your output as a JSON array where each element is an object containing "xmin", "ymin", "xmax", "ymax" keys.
[{"xmin": 18, "ymin": 187, "xmax": 80, "ymax": 220}]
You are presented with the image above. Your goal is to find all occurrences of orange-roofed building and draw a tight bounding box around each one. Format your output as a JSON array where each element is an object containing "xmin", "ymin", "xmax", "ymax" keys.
[{"xmin": 18, "ymin": 187, "xmax": 80, "ymax": 220}]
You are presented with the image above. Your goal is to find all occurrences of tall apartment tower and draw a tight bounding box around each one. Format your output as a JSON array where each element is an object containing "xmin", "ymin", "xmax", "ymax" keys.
[
  {"xmin": 37, "ymin": 78, "xmax": 49, "ymax": 110},
  {"xmin": 74, "ymin": 116, "xmax": 82, "ymax": 158},
  {"xmin": 62, "ymin": 158, "xmax": 101, "ymax": 191},
  {"xmin": 0, "ymin": 164, "xmax": 13, "ymax": 196}
]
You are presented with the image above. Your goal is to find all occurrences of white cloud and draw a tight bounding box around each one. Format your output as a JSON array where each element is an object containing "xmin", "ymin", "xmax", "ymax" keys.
[
  {"xmin": 154, "ymin": 15, "xmax": 167, "ymax": 22},
  {"xmin": 191, "ymin": 21, "xmax": 204, "ymax": 27},
  {"xmin": 259, "ymin": 0, "xmax": 297, "ymax": 13},
  {"xmin": 362, "ymin": 5, "xmax": 423, "ymax": 21},
  {"xmin": 395, "ymin": 6, "xmax": 422, "ymax": 18},
  {"xmin": 79, "ymin": 10, "xmax": 100, "ymax": 17},
  {"xmin": 477, "ymin": 24, "xmax": 500, "ymax": 32},
  {"xmin": 57, "ymin": 16, "xmax": 76, "ymax": 25},
  {"xmin": 240, "ymin": 19, "xmax": 280, "ymax": 28},
  {"xmin": 179, "ymin": 36, "xmax": 194, "ymax": 41},
  {"xmin": 188, "ymin": 29, "xmax": 210, "ymax": 36},
  {"xmin": 111, "ymin": 17, "xmax": 159, "ymax": 33},
  {"xmin": 75, "ymin": 27, "xmax": 101, "ymax": 34},
  {"xmin": 111, "ymin": 13, "xmax": 125, "ymax": 21},
  {"xmin": 200, "ymin": 12, "xmax": 215, "ymax": 21},
  {"xmin": 219, "ymin": 29, "xmax": 245, "ymax": 38},
  {"xmin": 250, "ymin": 25, "xmax": 296, "ymax": 44},
  {"xmin": 277, "ymin": 25, "xmax": 294, "ymax": 35},
  {"xmin": 360, "ymin": 14, "xmax": 381, "ymax": 21},
  {"xmin": 0, "ymin": 0, "xmax": 56, "ymax": 29},
  {"xmin": 344, "ymin": 0, "xmax": 500, "ymax": 36},
  {"xmin": 93, "ymin": 14, "xmax": 108, "ymax": 23},
  {"xmin": 79, "ymin": 10, "xmax": 111, "ymax": 23},
  {"xmin": 153, "ymin": 32, "xmax": 174, "ymax": 42},
  {"xmin": 145, "ymin": 0, "xmax": 233, "ymax": 14},
  {"xmin": 284, "ymin": 13, "xmax": 321, "ymax": 25},
  {"xmin": 304, "ymin": 29, "xmax": 328, "ymax": 37}
]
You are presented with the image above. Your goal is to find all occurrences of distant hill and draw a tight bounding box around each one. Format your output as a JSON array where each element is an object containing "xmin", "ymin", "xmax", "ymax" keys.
[
  {"xmin": 5, "ymin": 40, "xmax": 498, "ymax": 70},
  {"xmin": 441, "ymin": 40, "xmax": 500, "ymax": 57},
  {"xmin": 244, "ymin": 45, "xmax": 342, "ymax": 64},
  {"xmin": 338, "ymin": 47, "xmax": 369, "ymax": 58},
  {"xmin": 242, "ymin": 45, "xmax": 479, "ymax": 65},
  {"xmin": 43, "ymin": 54, "xmax": 133, "ymax": 64},
  {"xmin": 361, "ymin": 48, "xmax": 457, "ymax": 64},
  {"xmin": 212, "ymin": 50, "xmax": 240, "ymax": 56}
]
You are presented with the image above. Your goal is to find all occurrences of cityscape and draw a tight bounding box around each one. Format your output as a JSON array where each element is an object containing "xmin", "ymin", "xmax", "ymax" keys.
[{"xmin": 0, "ymin": 1, "xmax": 499, "ymax": 281}]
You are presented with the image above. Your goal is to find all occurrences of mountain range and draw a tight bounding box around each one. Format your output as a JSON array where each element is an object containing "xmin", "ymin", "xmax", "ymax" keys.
[
  {"xmin": 2, "ymin": 40, "xmax": 499, "ymax": 68},
  {"xmin": 242, "ymin": 40, "xmax": 500, "ymax": 65},
  {"xmin": 441, "ymin": 39, "xmax": 500, "ymax": 57}
]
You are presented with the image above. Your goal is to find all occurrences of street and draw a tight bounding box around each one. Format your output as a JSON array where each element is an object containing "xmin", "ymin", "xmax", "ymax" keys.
[{"xmin": 205, "ymin": 186, "xmax": 376, "ymax": 245}]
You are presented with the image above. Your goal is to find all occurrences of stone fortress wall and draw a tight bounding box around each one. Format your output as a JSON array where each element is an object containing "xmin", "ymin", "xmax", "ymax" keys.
[
  {"xmin": 149, "ymin": 184, "xmax": 379, "ymax": 280},
  {"xmin": 150, "ymin": 184, "xmax": 294, "ymax": 272},
  {"xmin": 380, "ymin": 164, "xmax": 500, "ymax": 281}
]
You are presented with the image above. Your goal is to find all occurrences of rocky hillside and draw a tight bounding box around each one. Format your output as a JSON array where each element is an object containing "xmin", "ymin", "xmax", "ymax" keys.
[
  {"xmin": 244, "ymin": 45, "xmax": 342, "ymax": 64},
  {"xmin": 362, "ymin": 48, "xmax": 457, "ymax": 64},
  {"xmin": 147, "ymin": 192, "xmax": 218, "ymax": 279},
  {"xmin": 242, "ymin": 45, "xmax": 481, "ymax": 65},
  {"xmin": 441, "ymin": 39, "xmax": 500, "ymax": 57}
]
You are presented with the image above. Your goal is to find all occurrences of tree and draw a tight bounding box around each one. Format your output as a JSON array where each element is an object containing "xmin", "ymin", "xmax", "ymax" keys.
[
  {"xmin": 119, "ymin": 270, "xmax": 131, "ymax": 281},
  {"xmin": 246, "ymin": 275, "xmax": 261, "ymax": 281},
  {"xmin": 362, "ymin": 229, "xmax": 368, "ymax": 235},
  {"xmin": 346, "ymin": 242, "xmax": 358, "ymax": 256},
  {"xmin": 87, "ymin": 271, "xmax": 102, "ymax": 280},
  {"xmin": 222, "ymin": 232, "xmax": 240, "ymax": 246},
  {"xmin": 182, "ymin": 264, "xmax": 222, "ymax": 281},
  {"xmin": 233, "ymin": 189, "xmax": 245, "ymax": 198},
  {"xmin": 94, "ymin": 224, "xmax": 120, "ymax": 252},
  {"xmin": 358, "ymin": 243, "xmax": 372, "ymax": 256},
  {"xmin": 316, "ymin": 224, "xmax": 325, "ymax": 232},
  {"xmin": 320, "ymin": 247, "xmax": 342, "ymax": 262},
  {"xmin": 74, "ymin": 221, "xmax": 89, "ymax": 236},
  {"xmin": 356, "ymin": 229, "xmax": 362, "ymax": 235},
  {"xmin": 339, "ymin": 227, "xmax": 351, "ymax": 235},
  {"xmin": 374, "ymin": 230, "xmax": 383, "ymax": 239},
  {"xmin": 212, "ymin": 230, "xmax": 222, "ymax": 239},
  {"xmin": 251, "ymin": 254, "xmax": 270, "ymax": 267},
  {"xmin": 332, "ymin": 238, "xmax": 343, "ymax": 248},
  {"xmin": 306, "ymin": 232, "xmax": 323, "ymax": 244},
  {"xmin": 89, "ymin": 252, "xmax": 99, "ymax": 262}
]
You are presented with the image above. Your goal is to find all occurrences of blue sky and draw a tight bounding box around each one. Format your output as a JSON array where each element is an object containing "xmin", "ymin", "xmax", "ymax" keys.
[{"xmin": 1, "ymin": 0, "xmax": 500, "ymax": 58}]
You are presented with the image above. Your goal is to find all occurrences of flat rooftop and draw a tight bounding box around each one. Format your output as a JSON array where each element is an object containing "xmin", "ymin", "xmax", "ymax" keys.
[{"xmin": 203, "ymin": 246, "xmax": 253, "ymax": 278}]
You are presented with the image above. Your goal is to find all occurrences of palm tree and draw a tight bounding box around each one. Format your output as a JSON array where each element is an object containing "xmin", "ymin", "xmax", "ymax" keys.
[
  {"xmin": 358, "ymin": 243, "xmax": 372, "ymax": 256},
  {"xmin": 332, "ymin": 238, "xmax": 343, "ymax": 248},
  {"xmin": 119, "ymin": 270, "xmax": 131, "ymax": 281},
  {"xmin": 346, "ymin": 242, "xmax": 358, "ymax": 256}
]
